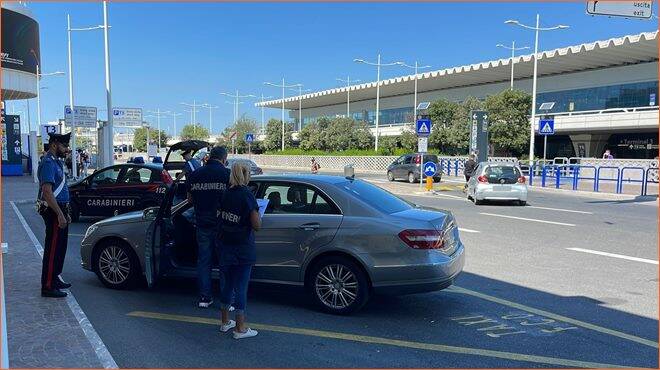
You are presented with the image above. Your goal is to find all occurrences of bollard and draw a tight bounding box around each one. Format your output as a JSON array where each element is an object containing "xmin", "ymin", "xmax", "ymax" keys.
[{"xmin": 426, "ymin": 176, "xmax": 433, "ymax": 191}]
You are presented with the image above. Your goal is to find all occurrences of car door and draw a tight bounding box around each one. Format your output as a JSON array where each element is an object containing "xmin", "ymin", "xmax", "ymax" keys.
[
  {"xmin": 402, "ymin": 155, "xmax": 415, "ymax": 177},
  {"xmin": 79, "ymin": 166, "xmax": 126, "ymax": 216},
  {"xmin": 118, "ymin": 166, "xmax": 161, "ymax": 211},
  {"xmin": 392, "ymin": 155, "xmax": 406, "ymax": 177},
  {"xmin": 253, "ymin": 181, "xmax": 343, "ymax": 283},
  {"xmin": 145, "ymin": 180, "xmax": 178, "ymax": 288}
]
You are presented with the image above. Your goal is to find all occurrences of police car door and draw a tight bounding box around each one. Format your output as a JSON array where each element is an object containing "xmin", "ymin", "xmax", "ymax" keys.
[
  {"xmin": 254, "ymin": 181, "xmax": 342, "ymax": 282},
  {"xmin": 81, "ymin": 166, "xmax": 127, "ymax": 216}
]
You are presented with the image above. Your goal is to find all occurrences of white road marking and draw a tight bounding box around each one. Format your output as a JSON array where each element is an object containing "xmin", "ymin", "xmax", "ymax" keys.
[
  {"xmin": 527, "ymin": 206, "xmax": 593, "ymax": 215},
  {"xmin": 431, "ymin": 193, "xmax": 468, "ymax": 200},
  {"xmin": 458, "ymin": 228, "xmax": 480, "ymax": 234},
  {"xmin": 479, "ymin": 212, "xmax": 575, "ymax": 227},
  {"xmin": 566, "ymin": 248, "xmax": 658, "ymax": 265},
  {"xmin": 10, "ymin": 202, "xmax": 118, "ymax": 369}
]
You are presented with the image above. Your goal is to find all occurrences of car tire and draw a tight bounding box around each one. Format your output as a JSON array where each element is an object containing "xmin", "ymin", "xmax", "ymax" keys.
[
  {"xmin": 518, "ymin": 200, "xmax": 527, "ymax": 206},
  {"xmin": 93, "ymin": 239, "xmax": 140, "ymax": 290},
  {"xmin": 307, "ymin": 256, "xmax": 370, "ymax": 315},
  {"xmin": 387, "ymin": 171, "xmax": 395, "ymax": 182},
  {"xmin": 474, "ymin": 198, "xmax": 484, "ymax": 205},
  {"xmin": 69, "ymin": 201, "xmax": 80, "ymax": 223},
  {"xmin": 433, "ymin": 177, "xmax": 441, "ymax": 183},
  {"xmin": 408, "ymin": 172, "xmax": 416, "ymax": 184}
]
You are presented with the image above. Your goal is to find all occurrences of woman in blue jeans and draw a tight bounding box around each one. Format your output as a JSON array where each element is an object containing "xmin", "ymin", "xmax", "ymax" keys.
[{"xmin": 218, "ymin": 161, "xmax": 261, "ymax": 339}]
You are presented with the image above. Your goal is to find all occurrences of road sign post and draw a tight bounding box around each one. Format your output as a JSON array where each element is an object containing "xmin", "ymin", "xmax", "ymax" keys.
[
  {"xmin": 538, "ymin": 117, "xmax": 555, "ymax": 161},
  {"xmin": 469, "ymin": 110, "xmax": 489, "ymax": 163},
  {"xmin": 245, "ymin": 133, "xmax": 254, "ymax": 156}
]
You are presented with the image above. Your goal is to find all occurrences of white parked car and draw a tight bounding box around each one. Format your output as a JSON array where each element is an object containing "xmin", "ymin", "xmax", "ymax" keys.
[{"xmin": 466, "ymin": 162, "xmax": 528, "ymax": 206}]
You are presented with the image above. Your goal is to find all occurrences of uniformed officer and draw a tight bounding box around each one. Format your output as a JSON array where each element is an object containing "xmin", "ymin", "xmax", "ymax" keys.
[
  {"xmin": 176, "ymin": 149, "xmax": 202, "ymax": 181},
  {"xmin": 37, "ymin": 132, "xmax": 73, "ymax": 298},
  {"xmin": 218, "ymin": 161, "xmax": 261, "ymax": 339},
  {"xmin": 186, "ymin": 146, "xmax": 230, "ymax": 308}
]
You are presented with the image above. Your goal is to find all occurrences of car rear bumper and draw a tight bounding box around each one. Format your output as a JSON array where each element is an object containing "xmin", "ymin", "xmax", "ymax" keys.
[
  {"xmin": 370, "ymin": 243, "xmax": 465, "ymax": 295},
  {"xmin": 475, "ymin": 184, "xmax": 527, "ymax": 201}
]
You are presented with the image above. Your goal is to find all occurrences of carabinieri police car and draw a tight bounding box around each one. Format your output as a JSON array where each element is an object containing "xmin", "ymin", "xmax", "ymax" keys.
[{"xmin": 68, "ymin": 162, "xmax": 173, "ymax": 222}]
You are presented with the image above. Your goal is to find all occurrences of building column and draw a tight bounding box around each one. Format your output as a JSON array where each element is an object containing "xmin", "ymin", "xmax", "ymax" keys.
[{"xmin": 569, "ymin": 133, "xmax": 611, "ymax": 158}]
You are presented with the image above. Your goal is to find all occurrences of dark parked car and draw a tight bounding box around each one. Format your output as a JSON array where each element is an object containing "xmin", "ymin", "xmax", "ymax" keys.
[
  {"xmin": 387, "ymin": 154, "xmax": 442, "ymax": 183},
  {"xmin": 68, "ymin": 163, "xmax": 173, "ymax": 222}
]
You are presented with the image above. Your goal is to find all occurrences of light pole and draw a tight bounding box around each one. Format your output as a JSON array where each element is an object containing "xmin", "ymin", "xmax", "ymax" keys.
[
  {"xmin": 288, "ymin": 85, "xmax": 311, "ymax": 130},
  {"xmin": 147, "ymin": 109, "xmax": 171, "ymax": 151},
  {"xmin": 496, "ymin": 41, "xmax": 530, "ymax": 90},
  {"xmin": 220, "ymin": 90, "xmax": 256, "ymax": 125},
  {"xmin": 258, "ymin": 94, "xmax": 273, "ymax": 134},
  {"xmin": 264, "ymin": 78, "xmax": 302, "ymax": 151},
  {"xmin": 102, "ymin": 0, "xmax": 114, "ymax": 168},
  {"xmin": 201, "ymin": 104, "xmax": 219, "ymax": 135},
  {"xmin": 505, "ymin": 15, "xmax": 569, "ymax": 162},
  {"xmin": 395, "ymin": 61, "xmax": 431, "ymax": 122},
  {"xmin": 354, "ymin": 54, "xmax": 402, "ymax": 151},
  {"xmin": 34, "ymin": 66, "xmax": 65, "ymax": 130},
  {"xmin": 169, "ymin": 112, "xmax": 182, "ymax": 139},
  {"xmin": 224, "ymin": 100, "xmax": 245, "ymax": 124},
  {"xmin": 180, "ymin": 100, "xmax": 204, "ymax": 135},
  {"xmin": 336, "ymin": 76, "xmax": 360, "ymax": 118}
]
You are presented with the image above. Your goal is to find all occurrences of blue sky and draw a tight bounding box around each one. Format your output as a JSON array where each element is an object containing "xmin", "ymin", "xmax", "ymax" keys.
[{"xmin": 15, "ymin": 1, "xmax": 659, "ymax": 135}]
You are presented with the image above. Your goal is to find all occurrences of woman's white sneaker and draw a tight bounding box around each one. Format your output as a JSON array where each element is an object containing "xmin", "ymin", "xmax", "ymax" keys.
[
  {"xmin": 233, "ymin": 328, "xmax": 258, "ymax": 339},
  {"xmin": 220, "ymin": 320, "xmax": 236, "ymax": 332}
]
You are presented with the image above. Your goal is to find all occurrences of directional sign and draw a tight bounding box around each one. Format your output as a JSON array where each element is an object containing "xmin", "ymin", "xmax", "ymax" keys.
[
  {"xmin": 245, "ymin": 133, "xmax": 254, "ymax": 143},
  {"xmin": 469, "ymin": 110, "xmax": 489, "ymax": 163},
  {"xmin": 416, "ymin": 119, "xmax": 432, "ymax": 137},
  {"xmin": 64, "ymin": 105, "xmax": 97, "ymax": 128},
  {"xmin": 423, "ymin": 162, "xmax": 437, "ymax": 177},
  {"xmin": 112, "ymin": 107, "xmax": 143, "ymax": 127},
  {"xmin": 539, "ymin": 119, "xmax": 555, "ymax": 135},
  {"xmin": 586, "ymin": 1, "xmax": 652, "ymax": 19}
]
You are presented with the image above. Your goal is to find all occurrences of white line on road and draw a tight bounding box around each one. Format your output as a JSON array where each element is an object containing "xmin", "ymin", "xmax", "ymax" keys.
[
  {"xmin": 430, "ymin": 193, "xmax": 468, "ymax": 200},
  {"xmin": 10, "ymin": 202, "xmax": 118, "ymax": 369},
  {"xmin": 479, "ymin": 212, "xmax": 576, "ymax": 227},
  {"xmin": 458, "ymin": 228, "xmax": 480, "ymax": 233},
  {"xmin": 566, "ymin": 248, "xmax": 658, "ymax": 265},
  {"xmin": 527, "ymin": 206, "xmax": 593, "ymax": 215}
]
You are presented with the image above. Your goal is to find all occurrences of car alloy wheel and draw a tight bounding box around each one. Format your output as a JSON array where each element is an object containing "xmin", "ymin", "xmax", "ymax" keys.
[
  {"xmin": 98, "ymin": 245, "xmax": 131, "ymax": 285},
  {"xmin": 387, "ymin": 171, "xmax": 395, "ymax": 181},
  {"xmin": 408, "ymin": 172, "xmax": 415, "ymax": 183},
  {"xmin": 315, "ymin": 264, "xmax": 359, "ymax": 310}
]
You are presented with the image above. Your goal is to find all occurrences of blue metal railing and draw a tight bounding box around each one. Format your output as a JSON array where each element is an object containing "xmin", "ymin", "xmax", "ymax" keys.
[
  {"xmin": 643, "ymin": 168, "xmax": 658, "ymax": 196},
  {"xmin": 618, "ymin": 167, "xmax": 646, "ymax": 195},
  {"xmin": 595, "ymin": 166, "xmax": 621, "ymax": 193}
]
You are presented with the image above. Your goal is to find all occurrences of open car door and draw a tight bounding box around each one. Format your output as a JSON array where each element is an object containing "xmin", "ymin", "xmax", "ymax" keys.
[
  {"xmin": 144, "ymin": 179, "xmax": 178, "ymax": 287},
  {"xmin": 163, "ymin": 140, "xmax": 210, "ymax": 173}
]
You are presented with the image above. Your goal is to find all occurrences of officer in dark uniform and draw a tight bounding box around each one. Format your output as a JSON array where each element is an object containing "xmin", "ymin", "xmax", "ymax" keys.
[
  {"xmin": 37, "ymin": 132, "xmax": 73, "ymax": 298},
  {"xmin": 186, "ymin": 146, "xmax": 230, "ymax": 307},
  {"xmin": 176, "ymin": 149, "xmax": 202, "ymax": 181}
]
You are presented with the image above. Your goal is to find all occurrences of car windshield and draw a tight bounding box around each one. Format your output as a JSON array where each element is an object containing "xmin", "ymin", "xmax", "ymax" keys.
[{"xmin": 339, "ymin": 179, "xmax": 412, "ymax": 214}]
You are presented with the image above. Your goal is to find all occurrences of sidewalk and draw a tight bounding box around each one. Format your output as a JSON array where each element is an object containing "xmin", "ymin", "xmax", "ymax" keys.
[{"xmin": 1, "ymin": 176, "xmax": 109, "ymax": 368}]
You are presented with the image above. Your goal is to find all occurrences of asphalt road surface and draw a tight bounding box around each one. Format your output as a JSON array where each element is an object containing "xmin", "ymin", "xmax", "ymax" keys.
[{"xmin": 14, "ymin": 170, "xmax": 658, "ymax": 368}]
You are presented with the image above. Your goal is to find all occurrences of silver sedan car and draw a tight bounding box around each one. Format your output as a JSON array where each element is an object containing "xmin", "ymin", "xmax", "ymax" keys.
[
  {"xmin": 466, "ymin": 162, "xmax": 528, "ymax": 206},
  {"xmin": 80, "ymin": 174, "xmax": 465, "ymax": 314}
]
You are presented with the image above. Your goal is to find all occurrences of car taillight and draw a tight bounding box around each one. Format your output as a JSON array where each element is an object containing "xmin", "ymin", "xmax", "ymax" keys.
[
  {"xmin": 398, "ymin": 230, "xmax": 444, "ymax": 250},
  {"xmin": 414, "ymin": 156, "xmax": 420, "ymax": 164},
  {"xmin": 518, "ymin": 176, "xmax": 526, "ymax": 184},
  {"xmin": 161, "ymin": 170, "xmax": 173, "ymax": 185},
  {"xmin": 477, "ymin": 175, "xmax": 488, "ymax": 183}
]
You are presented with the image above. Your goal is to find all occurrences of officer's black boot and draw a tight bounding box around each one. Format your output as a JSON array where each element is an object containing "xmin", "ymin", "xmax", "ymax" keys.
[
  {"xmin": 41, "ymin": 288, "xmax": 68, "ymax": 298},
  {"xmin": 54, "ymin": 276, "xmax": 72, "ymax": 289}
]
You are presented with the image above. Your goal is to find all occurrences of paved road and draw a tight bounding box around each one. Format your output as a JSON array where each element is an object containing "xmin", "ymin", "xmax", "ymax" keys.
[{"xmin": 12, "ymin": 170, "xmax": 658, "ymax": 368}]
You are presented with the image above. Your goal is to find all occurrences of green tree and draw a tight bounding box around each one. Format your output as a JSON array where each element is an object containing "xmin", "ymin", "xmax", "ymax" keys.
[
  {"xmin": 180, "ymin": 124, "xmax": 209, "ymax": 141},
  {"xmin": 428, "ymin": 97, "xmax": 482, "ymax": 155},
  {"xmin": 262, "ymin": 119, "xmax": 293, "ymax": 151},
  {"xmin": 222, "ymin": 116, "xmax": 260, "ymax": 153},
  {"xmin": 319, "ymin": 117, "xmax": 373, "ymax": 151},
  {"xmin": 484, "ymin": 89, "xmax": 532, "ymax": 157},
  {"xmin": 398, "ymin": 130, "xmax": 418, "ymax": 152},
  {"xmin": 133, "ymin": 127, "xmax": 169, "ymax": 151}
]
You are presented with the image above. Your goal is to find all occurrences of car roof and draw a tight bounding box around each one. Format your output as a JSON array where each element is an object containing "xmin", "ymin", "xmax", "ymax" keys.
[
  {"xmin": 251, "ymin": 174, "xmax": 350, "ymax": 185},
  {"xmin": 117, "ymin": 163, "xmax": 163, "ymax": 170}
]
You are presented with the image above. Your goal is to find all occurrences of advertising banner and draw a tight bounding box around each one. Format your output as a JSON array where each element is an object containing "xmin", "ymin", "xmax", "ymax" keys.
[{"xmin": 1, "ymin": 9, "xmax": 40, "ymax": 74}]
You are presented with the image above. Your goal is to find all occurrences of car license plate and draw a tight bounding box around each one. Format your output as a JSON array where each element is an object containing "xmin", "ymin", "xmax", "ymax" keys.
[{"xmin": 494, "ymin": 185, "xmax": 511, "ymax": 191}]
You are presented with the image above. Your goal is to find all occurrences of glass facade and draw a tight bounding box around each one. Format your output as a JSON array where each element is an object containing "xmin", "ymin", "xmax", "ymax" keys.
[{"xmin": 537, "ymin": 81, "xmax": 658, "ymax": 113}]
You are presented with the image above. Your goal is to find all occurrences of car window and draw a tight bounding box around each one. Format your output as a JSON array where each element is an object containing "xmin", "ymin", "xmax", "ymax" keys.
[
  {"xmin": 262, "ymin": 182, "xmax": 339, "ymax": 215},
  {"xmin": 91, "ymin": 167, "xmax": 122, "ymax": 186},
  {"xmin": 122, "ymin": 167, "xmax": 152, "ymax": 184},
  {"xmin": 485, "ymin": 166, "xmax": 520, "ymax": 178},
  {"xmin": 403, "ymin": 156, "xmax": 412, "ymax": 164},
  {"xmin": 339, "ymin": 179, "xmax": 412, "ymax": 214}
]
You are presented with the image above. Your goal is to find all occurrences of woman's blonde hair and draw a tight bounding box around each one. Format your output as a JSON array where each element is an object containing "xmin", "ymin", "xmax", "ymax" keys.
[{"xmin": 229, "ymin": 161, "xmax": 251, "ymax": 187}]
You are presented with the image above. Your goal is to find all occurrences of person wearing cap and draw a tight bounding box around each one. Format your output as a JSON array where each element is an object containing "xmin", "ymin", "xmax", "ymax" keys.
[
  {"xmin": 176, "ymin": 149, "xmax": 202, "ymax": 181},
  {"xmin": 186, "ymin": 146, "xmax": 231, "ymax": 308},
  {"xmin": 37, "ymin": 132, "xmax": 73, "ymax": 298}
]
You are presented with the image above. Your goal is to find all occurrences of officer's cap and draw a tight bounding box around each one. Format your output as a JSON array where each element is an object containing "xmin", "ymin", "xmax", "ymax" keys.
[
  {"xmin": 209, "ymin": 146, "xmax": 227, "ymax": 160},
  {"xmin": 48, "ymin": 132, "xmax": 71, "ymax": 146}
]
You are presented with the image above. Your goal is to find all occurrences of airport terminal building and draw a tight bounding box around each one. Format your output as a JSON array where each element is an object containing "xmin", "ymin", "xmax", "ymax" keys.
[{"xmin": 258, "ymin": 31, "xmax": 659, "ymax": 159}]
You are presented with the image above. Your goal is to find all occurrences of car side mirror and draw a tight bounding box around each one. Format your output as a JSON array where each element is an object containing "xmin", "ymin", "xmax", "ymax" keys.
[{"xmin": 143, "ymin": 206, "xmax": 159, "ymax": 220}]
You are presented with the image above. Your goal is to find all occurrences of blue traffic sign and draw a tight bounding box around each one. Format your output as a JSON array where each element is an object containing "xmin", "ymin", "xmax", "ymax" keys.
[
  {"xmin": 245, "ymin": 133, "xmax": 254, "ymax": 143},
  {"xmin": 423, "ymin": 161, "xmax": 437, "ymax": 177},
  {"xmin": 539, "ymin": 119, "xmax": 555, "ymax": 135},
  {"xmin": 416, "ymin": 119, "xmax": 432, "ymax": 137}
]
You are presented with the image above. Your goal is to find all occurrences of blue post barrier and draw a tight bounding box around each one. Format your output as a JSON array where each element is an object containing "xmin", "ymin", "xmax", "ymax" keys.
[
  {"xmin": 454, "ymin": 159, "xmax": 459, "ymax": 176},
  {"xmin": 619, "ymin": 167, "xmax": 646, "ymax": 195},
  {"xmin": 541, "ymin": 165, "xmax": 556, "ymax": 188},
  {"xmin": 643, "ymin": 167, "xmax": 658, "ymax": 196},
  {"xmin": 595, "ymin": 166, "xmax": 621, "ymax": 193},
  {"xmin": 555, "ymin": 166, "xmax": 561, "ymax": 189}
]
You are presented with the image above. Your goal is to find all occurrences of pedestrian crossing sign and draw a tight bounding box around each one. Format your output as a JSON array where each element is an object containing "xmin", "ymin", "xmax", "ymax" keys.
[
  {"xmin": 416, "ymin": 119, "xmax": 432, "ymax": 137},
  {"xmin": 539, "ymin": 119, "xmax": 554, "ymax": 135}
]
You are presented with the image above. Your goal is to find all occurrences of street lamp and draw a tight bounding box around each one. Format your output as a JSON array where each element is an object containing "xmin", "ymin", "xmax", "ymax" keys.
[
  {"xmin": 394, "ymin": 61, "xmax": 431, "ymax": 123},
  {"xmin": 202, "ymin": 104, "xmax": 219, "ymax": 135},
  {"xmin": 505, "ymin": 15, "xmax": 569, "ymax": 162},
  {"xmin": 258, "ymin": 94, "xmax": 273, "ymax": 134},
  {"xmin": 180, "ymin": 101, "xmax": 205, "ymax": 135},
  {"xmin": 146, "ymin": 109, "xmax": 171, "ymax": 151},
  {"xmin": 336, "ymin": 77, "xmax": 360, "ymax": 118},
  {"xmin": 220, "ymin": 90, "xmax": 256, "ymax": 125},
  {"xmin": 35, "ymin": 67, "xmax": 65, "ymax": 131},
  {"xmin": 264, "ymin": 79, "xmax": 302, "ymax": 150},
  {"xmin": 496, "ymin": 42, "xmax": 530, "ymax": 90},
  {"xmin": 169, "ymin": 112, "xmax": 182, "ymax": 138},
  {"xmin": 354, "ymin": 54, "xmax": 402, "ymax": 150},
  {"xmin": 288, "ymin": 85, "xmax": 311, "ymax": 130}
]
